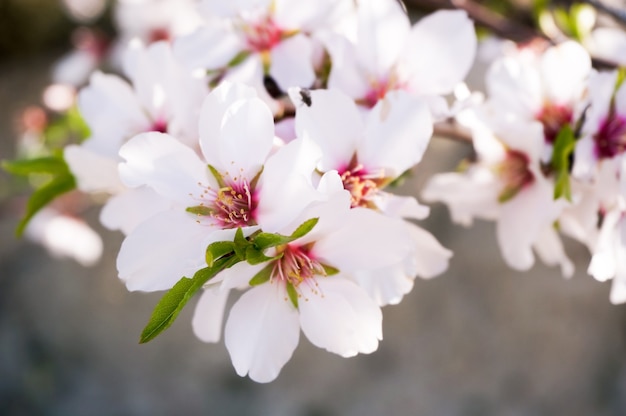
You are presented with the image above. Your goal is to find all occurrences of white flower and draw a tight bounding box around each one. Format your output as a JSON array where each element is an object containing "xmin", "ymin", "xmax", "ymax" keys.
[
  {"xmin": 65, "ymin": 41, "xmax": 207, "ymax": 234},
  {"xmin": 423, "ymin": 115, "xmax": 574, "ymax": 277},
  {"xmin": 288, "ymin": 87, "xmax": 452, "ymax": 305},
  {"xmin": 485, "ymin": 41, "xmax": 590, "ymax": 159},
  {"xmin": 208, "ymin": 184, "xmax": 413, "ymax": 383},
  {"xmin": 323, "ymin": 2, "xmax": 476, "ymax": 113}
]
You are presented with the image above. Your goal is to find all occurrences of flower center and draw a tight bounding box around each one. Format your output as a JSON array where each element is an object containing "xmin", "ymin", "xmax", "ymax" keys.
[
  {"xmin": 497, "ymin": 149, "xmax": 534, "ymax": 202},
  {"xmin": 188, "ymin": 176, "xmax": 257, "ymax": 228},
  {"xmin": 150, "ymin": 119, "xmax": 168, "ymax": 133},
  {"xmin": 241, "ymin": 16, "xmax": 284, "ymax": 52},
  {"xmin": 339, "ymin": 161, "xmax": 386, "ymax": 208},
  {"xmin": 535, "ymin": 103, "xmax": 573, "ymax": 144},
  {"xmin": 149, "ymin": 28, "xmax": 171, "ymax": 44},
  {"xmin": 594, "ymin": 114, "xmax": 626, "ymax": 159},
  {"xmin": 361, "ymin": 74, "xmax": 404, "ymax": 108},
  {"xmin": 272, "ymin": 244, "xmax": 326, "ymax": 289}
]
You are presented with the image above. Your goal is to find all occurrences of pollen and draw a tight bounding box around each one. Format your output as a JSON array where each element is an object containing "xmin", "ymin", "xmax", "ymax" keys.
[{"xmin": 339, "ymin": 160, "xmax": 387, "ymax": 209}]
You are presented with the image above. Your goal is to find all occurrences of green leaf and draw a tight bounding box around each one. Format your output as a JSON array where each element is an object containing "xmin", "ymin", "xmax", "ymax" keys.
[
  {"xmin": 139, "ymin": 255, "xmax": 239, "ymax": 344},
  {"xmin": 2, "ymin": 156, "xmax": 70, "ymax": 176},
  {"xmin": 249, "ymin": 264, "xmax": 273, "ymax": 286},
  {"xmin": 207, "ymin": 164, "xmax": 226, "ymax": 188},
  {"xmin": 551, "ymin": 125, "xmax": 576, "ymax": 201},
  {"xmin": 289, "ymin": 217, "xmax": 319, "ymax": 240},
  {"xmin": 498, "ymin": 185, "xmax": 520, "ymax": 204},
  {"xmin": 15, "ymin": 173, "xmax": 76, "ymax": 236},
  {"xmin": 227, "ymin": 50, "xmax": 250, "ymax": 67},
  {"xmin": 186, "ymin": 205, "xmax": 212, "ymax": 216},
  {"xmin": 286, "ymin": 282, "xmax": 298, "ymax": 309},
  {"xmin": 233, "ymin": 227, "xmax": 249, "ymax": 259},
  {"xmin": 253, "ymin": 217, "xmax": 319, "ymax": 250},
  {"xmin": 205, "ymin": 241, "xmax": 235, "ymax": 266},
  {"xmin": 322, "ymin": 264, "xmax": 339, "ymax": 276},
  {"xmin": 245, "ymin": 246, "xmax": 280, "ymax": 265}
]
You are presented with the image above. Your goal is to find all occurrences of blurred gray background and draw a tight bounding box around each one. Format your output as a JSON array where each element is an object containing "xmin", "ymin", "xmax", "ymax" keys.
[{"xmin": 2, "ymin": 1, "xmax": 626, "ymax": 415}]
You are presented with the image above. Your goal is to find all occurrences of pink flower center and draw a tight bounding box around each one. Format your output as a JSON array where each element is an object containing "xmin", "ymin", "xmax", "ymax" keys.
[
  {"xmin": 189, "ymin": 176, "xmax": 257, "ymax": 229},
  {"xmin": 594, "ymin": 114, "xmax": 626, "ymax": 159},
  {"xmin": 272, "ymin": 244, "xmax": 325, "ymax": 289},
  {"xmin": 497, "ymin": 149, "xmax": 534, "ymax": 202},
  {"xmin": 150, "ymin": 119, "xmax": 168, "ymax": 133},
  {"xmin": 361, "ymin": 75, "xmax": 404, "ymax": 108},
  {"xmin": 339, "ymin": 161, "xmax": 386, "ymax": 209},
  {"xmin": 535, "ymin": 103, "xmax": 573, "ymax": 144},
  {"xmin": 149, "ymin": 28, "xmax": 171, "ymax": 44},
  {"xmin": 242, "ymin": 17, "xmax": 284, "ymax": 52}
]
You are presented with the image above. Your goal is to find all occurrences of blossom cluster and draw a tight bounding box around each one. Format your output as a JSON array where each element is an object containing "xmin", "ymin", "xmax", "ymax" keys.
[{"xmin": 6, "ymin": 0, "xmax": 626, "ymax": 383}]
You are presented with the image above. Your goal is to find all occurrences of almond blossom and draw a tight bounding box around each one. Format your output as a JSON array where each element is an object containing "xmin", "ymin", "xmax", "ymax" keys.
[
  {"xmin": 193, "ymin": 159, "xmax": 413, "ymax": 382},
  {"xmin": 64, "ymin": 41, "xmax": 208, "ymax": 234},
  {"xmin": 423, "ymin": 113, "xmax": 574, "ymax": 277},
  {"xmin": 288, "ymin": 87, "xmax": 452, "ymax": 305},
  {"xmin": 322, "ymin": 0, "xmax": 476, "ymax": 115}
]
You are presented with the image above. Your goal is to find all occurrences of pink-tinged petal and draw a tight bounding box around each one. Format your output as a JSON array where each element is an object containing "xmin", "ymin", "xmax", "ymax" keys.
[
  {"xmin": 541, "ymin": 41, "xmax": 591, "ymax": 105},
  {"xmin": 372, "ymin": 193, "xmax": 430, "ymax": 220},
  {"xmin": 289, "ymin": 88, "xmax": 364, "ymax": 172},
  {"xmin": 79, "ymin": 73, "xmax": 151, "ymax": 158},
  {"xmin": 64, "ymin": 145, "xmax": 125, "ymax": 193},
  {"xmin": 313, "ymin": 208, "xmax": 411, "ymax": 272},
  {"xmin": 494, "ymin": 119, "xmax": 544, "ymax": 165},
  {"xmin": 255, "ymin": 137, "xmax": 324, "ymax": 233},
  {"xmin": 198, "ymin": 81, "xmax": 258, "ymax": 163},
  {"xmin": 533, "ymin": 226, "xmax": 574, "ymax": 278},
  {"xmin": 497, "ymin": 179, "xmax": 559, "ymax": 271},
  {"xmin": 355, "ymin": 0, "xmax": 410, "ymax": 77},
  {"xmin": 117, "ymin": 210, "xmax": 208, "ymax": 292},
  {"xmin": 360, "ymin": 90, "xmax": 432, "ymax": 175},
  {"xmin": 299, "ymin": 278, "xmax": 382, "ymax": 357},
  {"xmin": 219, "ymin": 261, "xmax": 266, "ymax": 291},
  {"xmin": 408, "ymin": 222, "xmax": 453, "ymax": 279},
  {"xmin": 192, "ymin": 287, "xmax": 229, "ymax": 343},
  {"xmin": 100, "ymin": 186, "xmax": 172, "ymax": 235},
  {"xmin": 485, "ymin": 58, "xmax": 542, "ymax": 118},
  {"xmin": 422, "ymin": 170, "xmax": 500, "ymax": 226},
  {"xmin": 588, "ymin": 209, "xmax": 621, "ymax": 282},
  {"xmin": 572, "ymin": 135, "xmax": 597, "ymax": 180},
  {"xmin": 322, "ymin": 32, "xmax": 370, "ymax": 100},
  {"xmin": 403, "ymin": 10, "xmax": 476, "ymax": 96},
  {"xmin": 173, "ymin": 24, "xmax": 243, "ymax": 70},
  {"xmin": 224, "ymin": 283, "xmax": 300, "ymax": 383},
  {"xmin": 201, "ymin": 0, "xmax": 271, "ymax": 18},
  {"xmin": 352, "ymin": 263, "xmax": 414, "ymax": 306},
  {"xmin": 216, "ymin": 97, "xmax": 275, "ymax": 179},
  {"xmin": 118, "ymin": 132, "xmax": 210, "ymax": 204},
  {"xmin": 270, "ymin": 34, "xmax": 315, "ymax": 91}
]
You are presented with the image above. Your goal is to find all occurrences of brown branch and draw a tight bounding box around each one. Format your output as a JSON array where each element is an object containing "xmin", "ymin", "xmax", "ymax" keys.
[
  {"xmin": 433, "ymin": 120, "xmax": 474, "ymax": 144},
  {"xmin": 404, "ymin": 0, "xmax": 548, "ymax": 43}
]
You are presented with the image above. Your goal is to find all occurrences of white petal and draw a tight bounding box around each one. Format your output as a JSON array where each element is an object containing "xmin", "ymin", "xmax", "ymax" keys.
[
  {"xmin": 533, "ymin": 226, "xmax": 575, "ymax": 278},
  {"xmin": 322, "ymin": 32, "xmax": 370, "ymax": 100},
  {"xmin": 360, "ymin": 90, "xmax": 432, "ymax": 175},
  {"xmin": 64, "ymin": 145, "xmax": 125, "ymax": 193},
  {"xmin": 173, "ymin": 24, "xmax": 243, "ymax": 70},
  {"xmin": 299, "ymin": 278, "xmax": 382, "ymax": 357},
  {"xmin": 313, "ymin": 208, "xmax": 412, "ymax": 272},
  {"xmin": 269, "ymin": 34, "xmax": 315, "ymax": 91},
  {"xmin": 192, "ymin": 287, "xmax": 229, "ymax": 343},
  {"xmin": 100, "ymin": 186, "xmax": 172, "ymax": 235},
  {"xmin": 403, "ymin": 10, "xmax": 477, "ymax": 96},
  {"xmin": 372, "ymin": 193, "xmax": 430, "ymax": 220},
  {"xmin": 116, "ymin": 210, "xmax": 208, "ymax": 292},
  {"xmin": 355, "ymin": 0, "xmax": 410, "ymax": 77},
  {"xmin": 541, "ymin": 41, "xmax": 591, "ymax": 105},
  {"xmin": 118, "ymin": 132, "xmax": 210, "ymax": 204},
  {"xmin": 485, "ymin": 57, "xmax": 542, "ymax": 118},
  {"xmin": 255, "ymin": 137, "xmax": 324, "ymax": 232},
  {"xmin": 215, "ymin": 97, "xmax": 275, "ymax": 179},
  {"xmin": 352, "ymin": 263, "xmax": 414, "ymax": 306},
  {"xmin": 408, "ymin": 222, "xmax": 453, "ymax": 279},
  {"xmin": 224, "ymin": 284, "xmax": 300, "ymax": 383},
  {"xmin": 290, "ymin": 88, "xmax": 363, "ymax": 172}
]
